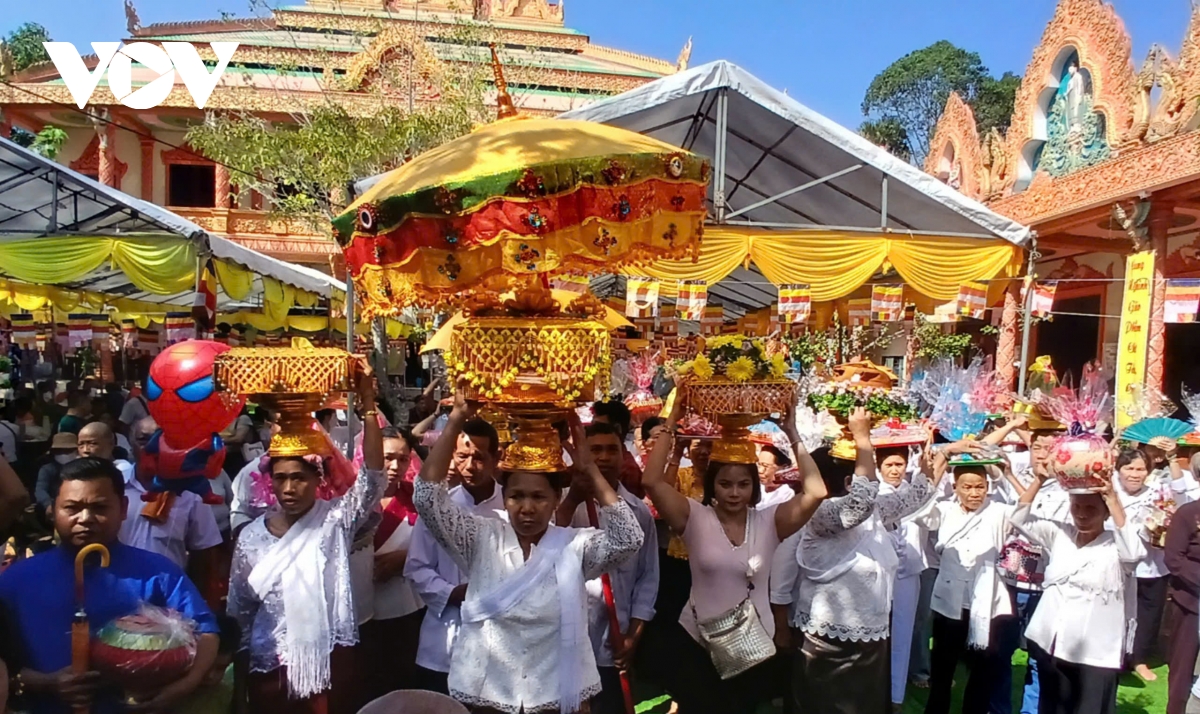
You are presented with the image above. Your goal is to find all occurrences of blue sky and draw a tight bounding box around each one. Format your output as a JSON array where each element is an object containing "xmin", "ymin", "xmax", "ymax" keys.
[{"xmin": 3, "ymin": 0, "xmax": 1192, "ymax": 129}]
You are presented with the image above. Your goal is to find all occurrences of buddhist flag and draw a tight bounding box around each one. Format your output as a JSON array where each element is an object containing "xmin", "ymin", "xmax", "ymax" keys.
[
  {"xmin": 67, "ymin": 314, "xmax": 92, "ymax": 349},
  {"xmin": 1021, "ymin": 280, "xmax": 1058, "ymax": 318},
  {"xmin": 778, "ymin": 284, "xmax": 812, "ymax": 324},
  {"xmin": 871, "ymin": 285, "xmax": 904, "ymax": 322},
  {"xmin": 91, "ymin": 315, "xmax": 109, "ymax": 344},
  {"xmin": 10, "ymin": 315, "xmax": 35, "ymax": 348},
  {"xmin": 701, "ymin": 305, "xmax": 724, "ymax": 335},
  {"xmin": 956, "ymin": 281, "xmax": 987, "ymax": 319},
  {"xmin": 677, "ymin": 280, "xmax": 707, "ymax": 321},
  {"xmin": 625, "ymin": 278, "xmax": 660, "ymax": 318},
  {"xmin": 165, "ymin": 312, "xmax": 195, "ymax": 344},
  {"xmin": 1166, "ymin": 279, "xmax": 1200, "ymax": 323},
  {"xmin": 552, "ymin": 275, "xmax": 590, "ymax": 295},
  {"xmin": 848, "ymin": 298, "xmax": 872, "ymax": 327}
]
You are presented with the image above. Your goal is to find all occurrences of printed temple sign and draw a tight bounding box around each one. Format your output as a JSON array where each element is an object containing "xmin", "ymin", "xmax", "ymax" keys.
[{"xmin": 1115, "ymin": 251, "xmax": 1155, "ymax": 431}]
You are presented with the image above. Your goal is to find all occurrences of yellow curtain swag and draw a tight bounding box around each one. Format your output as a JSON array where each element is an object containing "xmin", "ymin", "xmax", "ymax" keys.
[
  {"xmin": 0, "ymin": 236, "xmax": 197, "ymax": 296},
  {"xmin": 625, "ymin": 227, "xmax": 1021, "ymax": 303}
]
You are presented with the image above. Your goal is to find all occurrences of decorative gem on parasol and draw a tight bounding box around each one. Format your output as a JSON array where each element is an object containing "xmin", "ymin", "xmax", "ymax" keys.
[{"xmin": 332, "ymin": 57, "xmax": 710, "ymax": 315}]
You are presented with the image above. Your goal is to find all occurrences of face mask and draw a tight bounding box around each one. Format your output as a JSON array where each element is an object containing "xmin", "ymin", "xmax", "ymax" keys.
[
  {"xmin": 42, "ymin": 392, "xmax": 52, "ymax": 401},
  {"xmin": 55, "ymin": 453, "xmax": 75, "ymax": 465}
]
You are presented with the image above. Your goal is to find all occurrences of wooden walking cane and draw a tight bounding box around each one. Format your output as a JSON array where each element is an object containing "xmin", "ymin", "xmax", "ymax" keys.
[
  {"xmin": 72, "ymin": 544, "xmax": 111, "ymax": 714},
  {"xmin": 585, "ymin": 500, "xmax": 635, "ymax": 714}
]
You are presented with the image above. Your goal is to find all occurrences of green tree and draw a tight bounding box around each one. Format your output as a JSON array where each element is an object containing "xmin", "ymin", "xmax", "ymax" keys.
[
  {"xmin": 4, "ymin": 23, "xmax": 52, "ymax": 72},
  {"xmin": 974, "ymin": 71, "xmax": 1021, "ymax": 136},
  {"xmin": 859, "ymin": 118, "xmax": 911, "ymax": 162},
  {"xmin": 862, "ymin": 40, "xmax": 1019, "ymax": 164}
]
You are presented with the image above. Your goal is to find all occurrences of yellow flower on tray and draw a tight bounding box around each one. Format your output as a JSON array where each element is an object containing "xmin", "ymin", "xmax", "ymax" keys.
[
  {"xmin": 692, "ymin": 354, "xmax": 715, "ymax": 380},
  {"xmin": 726, "ymin": 356, "xmax": 756, "ymax": 382},
  {"xmin": 769, "ymin": 353, "xmax": 787, "ymax": 378}
]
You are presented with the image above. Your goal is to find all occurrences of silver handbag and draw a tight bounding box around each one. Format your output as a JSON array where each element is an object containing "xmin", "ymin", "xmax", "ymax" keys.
[
  {"xmin": 694, "ymin": 595, "xmax": 777, "ymax": 679},
  {"xmin": 691, "ymin": 513, "xmax": 776, "ymax": 680}
]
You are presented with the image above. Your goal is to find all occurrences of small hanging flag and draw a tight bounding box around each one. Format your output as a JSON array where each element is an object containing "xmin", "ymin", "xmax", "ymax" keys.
[
  {"xmin": 91, "ymin": 316, "xmax": 109, "ymax": 344},
  {"xmin": 701, "ymin": 305, "xmax": 724, "ymax": 335},
  {"xmin": 677, "ymin": 280, "xmax": 708, "ymax": 321},
  {"xmin": 871, "ymin": 285, "xmax": 904, "ymax": 322},
  {"xmin": 10, "ymin": 315, "xmax": 36, "ymax": 348},
  {"xmin": 165, "ymin": 312, "xmax": 195, "ymax": 344},
  {"xmin": 778, "ymin": 284, "xmax": 812, "ymax": 324},
  {"xmin": 847, "ymin": 298, "xmax": 872, "ymax": 327},
  {"xmin": 625, "ymin": 277, "xmax": 660, "ymax": 318},
  {"xmin": 1020, "ymin": 280, "xmax": 1059, "ymax": 318},
  {"xmin": 956, "ymin": 281, "xmax": 987, "ymax": 319},
  {"xmin": 1166, "ymin": 278, "xmax": 1200, "ymax": 323},
  {"xmin": 67, "ymin": 314, "xmax": 92, "ymax": 349},
  {"xmin": 551, "ymin": 275, "xmax": 590, "ymax": 295}
]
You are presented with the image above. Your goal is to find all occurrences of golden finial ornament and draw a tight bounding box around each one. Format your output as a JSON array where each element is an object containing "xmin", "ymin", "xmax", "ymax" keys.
[{"xmin": 489, "ymin": 43, "xmax": 519, "ymax": 120}]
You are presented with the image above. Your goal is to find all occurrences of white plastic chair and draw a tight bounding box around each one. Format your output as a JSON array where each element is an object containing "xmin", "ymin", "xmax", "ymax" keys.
[{"xmin": 357, "ymin": 690, "xmax": 470, "ymax": 714}]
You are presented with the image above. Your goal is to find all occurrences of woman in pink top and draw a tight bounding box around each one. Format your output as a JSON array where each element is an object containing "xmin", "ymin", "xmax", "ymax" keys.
[{"xmin": 641, "ymin": 397, "xmax": 830, "ymax": 714}]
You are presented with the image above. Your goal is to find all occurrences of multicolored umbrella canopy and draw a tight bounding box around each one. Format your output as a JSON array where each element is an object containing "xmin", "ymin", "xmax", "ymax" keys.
[{"xmin": 333, "ymin": 115, "xmax": 711, "ymax": 316}]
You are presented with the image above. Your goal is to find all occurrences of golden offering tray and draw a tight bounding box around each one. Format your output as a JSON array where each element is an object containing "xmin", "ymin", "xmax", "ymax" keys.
[
  {"xmin": 213, "ymin": 341, "xmax": 360, "ymax": 457},
  {"xmin": 681, "ymin": 377, "xmax": 798, "ymax": 464}
]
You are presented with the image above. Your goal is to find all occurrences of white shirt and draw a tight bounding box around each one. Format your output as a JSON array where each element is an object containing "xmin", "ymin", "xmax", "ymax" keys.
[
  {"xmin": 119, "ymin": 477, "xmax": 223, "ymax": 568},
  {"xmin": 1015, "ymin": 509, "xmax": 1143, "ymax": 669},
  {"xmin": 912, "ymin": 499, "xmax": 1015, "ymax": 639},
  {"xmin": 230, "ymin": 460, "xmax": 265, "ymax": 532},
  {"xmin": 373, "ymin": 517, "xmax": 423, "ymax": 621},
  {"xmin": 412, "ymin": 478, "xmax": 643, "ymax": 713},
  {"xmin": 569, "ymin": 484, "xmax": 659, "ymax": 667},
  {"xmin": 757, "ymin": 484, "xmax": 795, "ymax": 510},
  {"xmin": 1116, "ymin": 474, "xmax": 1177, "ymax": 579},
  {"xmin": 118, "ymin": 396, "xmax": 149, "ymax": 427},
  {"xmin": 0, "ymin": 421, "xmax": 18, "ymax": 463},
  {"xmin": 404, "ymin": 483, "xmax": 505, "ymax": 674},
  {"xmin": 207, "ymin": 470, "xmax": 234, "ymax": 535},
  {"xmin": 790, "ymin": 473, "xmax": 932, "ymax": 642}
]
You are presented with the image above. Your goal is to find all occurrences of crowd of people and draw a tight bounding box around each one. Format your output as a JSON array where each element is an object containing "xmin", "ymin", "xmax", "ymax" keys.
[{"xmin": 0, "ymin": 368, "xmax": 1196, "ymax": 714}]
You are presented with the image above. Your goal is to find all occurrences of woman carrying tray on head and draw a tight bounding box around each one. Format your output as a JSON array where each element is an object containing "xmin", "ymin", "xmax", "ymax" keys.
[
  {"xmin": 640, "ymin": 394, "xmax": 828, "ymax": 714},
  {"xmin": 412, "ymin": 387, "xmax": 644, "ymax": 714},
  {"xmin": 227, "ymin": 363, "xmax": 386, "ymax": 714}
]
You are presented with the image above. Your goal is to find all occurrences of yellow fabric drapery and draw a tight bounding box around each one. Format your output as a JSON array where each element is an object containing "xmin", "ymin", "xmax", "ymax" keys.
[
  {"xmin": 213, "ymin": 259, "xmax": 255, "ymax": 301},
  {"xmin": 0, "ymin": 236, "xmax": 197, "ymax": 296},
  {"xmin": 262, "ymin": 278, "xmax": 295, "ymax": 324},
  {"xmin": 626, "ymin": 227, "xmax": 1023, "ymax": 303}
]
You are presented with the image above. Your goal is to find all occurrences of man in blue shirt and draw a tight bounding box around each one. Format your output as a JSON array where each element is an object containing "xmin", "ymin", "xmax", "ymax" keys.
[{"xmin": 0, "ymin": 457, "xmax": 219, "ymax": 714}]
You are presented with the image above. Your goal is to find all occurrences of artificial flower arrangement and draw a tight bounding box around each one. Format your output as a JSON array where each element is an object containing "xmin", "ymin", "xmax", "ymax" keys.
[
  {"xmin": 1145, "ymin": 489, "xmax": 1178, "ymax": 549},
  {"xmin": 624, "ymin": 352, "xmax": 664, "ymax": 423},
  {"xmin": 675, "ymin": 334, "xmax": 789, "ymax": 383},
  {"xmin": 806, "ymin": 381, "xmax": 917, "ymax": 422}
]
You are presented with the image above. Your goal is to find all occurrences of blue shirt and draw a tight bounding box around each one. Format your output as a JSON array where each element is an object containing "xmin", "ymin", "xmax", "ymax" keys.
[{"xmin": 0, "ymin": 542, "xmax": 218, "ymax": 714}]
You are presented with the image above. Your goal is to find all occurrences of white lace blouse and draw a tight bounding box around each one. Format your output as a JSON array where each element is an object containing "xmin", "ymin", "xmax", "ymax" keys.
[
  {"xmin": 791, "ymin": 473, "xmax": 933, "ymax": 642},
  {"xmin": 227, "ymin": 466, "xmax": 386, "ymax": 675},
  {"xmin": 412, "ymin": 478, "xmax": 644, "ymax": 714}
]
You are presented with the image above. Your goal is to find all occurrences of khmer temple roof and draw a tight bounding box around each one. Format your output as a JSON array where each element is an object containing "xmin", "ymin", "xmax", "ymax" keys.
[{"xmin": 0, "ymin": 0, "xmax": 682, "ymax": 120}]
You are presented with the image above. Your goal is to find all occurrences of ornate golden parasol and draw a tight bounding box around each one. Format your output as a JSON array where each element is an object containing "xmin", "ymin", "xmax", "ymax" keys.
[
  {"xmin": 331, "ymin": 51, "xmax": 710, "ymax": 315},
  {"xmin": 213, "ymin": 339, "xmax": 361, "ymax": 457}
]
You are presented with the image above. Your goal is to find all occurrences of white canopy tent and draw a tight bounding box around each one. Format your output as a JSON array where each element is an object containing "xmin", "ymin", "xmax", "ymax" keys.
[
  {"xmin": 0, "ymin": 135, "xmax": 344, "ymax": 315},
  {"xmin": 558, "ymin": 60, "xmax": 1031, "ymax": 317}
]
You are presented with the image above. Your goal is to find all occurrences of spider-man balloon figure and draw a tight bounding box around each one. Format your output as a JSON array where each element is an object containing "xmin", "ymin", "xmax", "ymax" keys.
[{"xmin": 141, "ymin": 340, "xmax": 245, "ymax": 504}]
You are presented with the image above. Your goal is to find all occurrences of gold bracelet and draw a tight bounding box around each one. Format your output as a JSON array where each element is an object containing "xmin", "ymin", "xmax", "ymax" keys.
[
  {"xmin": 362, "ymin": 409, "xmax": 378, "ymax": 418},
  {"xmin": 11, "ymin": 671, "xmax": 25, "ymax": 698}
]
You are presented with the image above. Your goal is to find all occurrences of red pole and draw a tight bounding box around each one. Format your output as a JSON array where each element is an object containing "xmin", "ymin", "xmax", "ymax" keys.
[{"xmin": 585, "ymin": 500, "xmax": 636, "ymax": 714}]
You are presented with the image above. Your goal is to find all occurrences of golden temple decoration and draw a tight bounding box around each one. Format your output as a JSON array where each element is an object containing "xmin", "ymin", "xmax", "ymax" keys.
[
  {"xmin": 489, "ymin": 44, "xmax": 520, "ymax": 120},
  {"xmin": 682, "ymin": 378, "xmax": 797, "ymax": 465},
  {"xmin": 213, "ymin": 339, "xmax": 360, "ymax": 458}
]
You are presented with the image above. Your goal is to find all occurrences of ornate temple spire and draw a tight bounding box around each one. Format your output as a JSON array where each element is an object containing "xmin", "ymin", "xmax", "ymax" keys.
[{"xmin": 490, "ymin": 44, "xmax": 519, "ymax": 120}]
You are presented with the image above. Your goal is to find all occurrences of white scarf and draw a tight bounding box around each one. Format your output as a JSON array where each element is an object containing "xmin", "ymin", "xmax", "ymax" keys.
[
  {"xmin": 247, "ymin": 500, "xmax": 356, "ymax": 698},
  {"xmin": 460, "ymin": 526, "xmax": 588, "ymax": 714},
  {"xmin": 938, "ymin": 504, "xmax": 1000, "ymax": 649}
]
